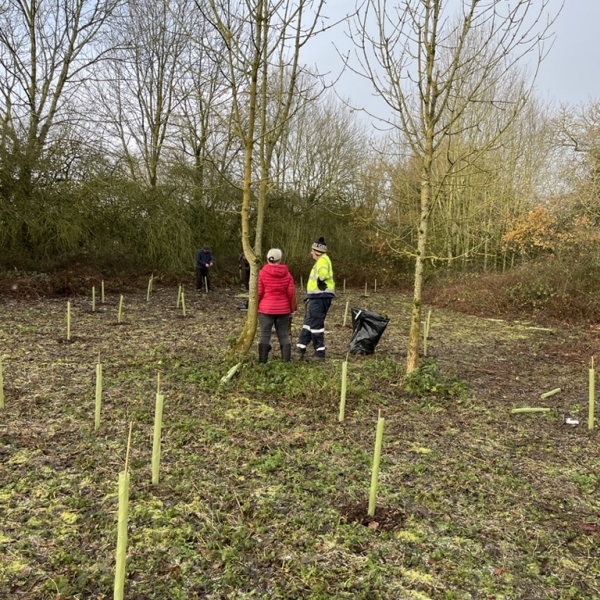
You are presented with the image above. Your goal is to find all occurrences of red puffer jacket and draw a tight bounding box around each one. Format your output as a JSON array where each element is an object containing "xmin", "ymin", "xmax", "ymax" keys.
[{"xmin": 258, "ymin": 263, "xmax": 295, "ymax": 315}]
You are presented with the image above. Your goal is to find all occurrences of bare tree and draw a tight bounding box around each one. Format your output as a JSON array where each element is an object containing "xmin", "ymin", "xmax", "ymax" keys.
[
  {"xmin": 202, "ymin": 0, "xmax": 327, "ymax": 356},
  {"xmin": 0, "ymin": 0, "xmax": 119, "ymax": 195},
  {"xmin": 91, "ymin": 0, "xmax": 190, "ymax": 187},
  {"xmin": 351, "ymin": 0, "xmax": 560, "ymax": 372},
  {"xmin": 551, "ymin": 102, "xmax": 600, "ymax": 221}
]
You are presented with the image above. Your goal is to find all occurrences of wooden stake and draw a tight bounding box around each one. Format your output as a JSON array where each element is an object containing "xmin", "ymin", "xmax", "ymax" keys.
[
  {"xmin": 117, "ymin": 295, "xmax": 124, "ymax": 324},
  {"xmin": 124, "ymin": 421, "xmax": 133, "ymax": 473},
  {"xmin": 92, "ymin": 286, "xmax": 96, "ymax": 312},
  {"xmin": 101, "ymin": 280, "xmax": 105, "ymax": 303},
  {"xmin": 181, "ymin": 290, "xmax": 186, "ymax": 317}
]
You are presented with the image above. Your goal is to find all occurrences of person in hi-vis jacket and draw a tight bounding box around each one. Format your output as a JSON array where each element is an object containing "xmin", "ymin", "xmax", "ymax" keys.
[{"xmin": 295, "ymin": 237, "xmax": 335, "ymax": 361}]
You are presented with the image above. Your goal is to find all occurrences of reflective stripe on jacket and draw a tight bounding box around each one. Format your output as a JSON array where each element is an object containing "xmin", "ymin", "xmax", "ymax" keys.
[{"xmin": 307, "ymin": 254, "xmax": 335, "ymax": 296}]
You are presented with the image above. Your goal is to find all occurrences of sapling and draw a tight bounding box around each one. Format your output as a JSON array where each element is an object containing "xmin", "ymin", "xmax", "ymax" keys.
[
  {"xmin": 339, "ymin": 358, "xmax": 348, "ymax": 422},
  {"xmin": 368, "ymin": 411, "xmax": 385, "ymax": 517},
  {"xmin": 95, "ymin": 356, "xmax": 102, "ymax": 431},
  {"xmin": 152, "ymin": 374, "xmax": 164, "ymax": 485},
  {"xmin": 117, "ymin": 295, "xmax": 124, "ymax": 324},
  {"xmin": 589, "ymin": 359, "xmax": 596, "ymax": 429},
  {"xmin": 114, "ymin": 422, "xmax": 132, "ymax": 600}
]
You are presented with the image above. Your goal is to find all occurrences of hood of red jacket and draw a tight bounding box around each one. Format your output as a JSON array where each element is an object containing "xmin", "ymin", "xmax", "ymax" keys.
[{"xmin": 262, "ymin": 263, "xmax": 291, "ymax": 278}]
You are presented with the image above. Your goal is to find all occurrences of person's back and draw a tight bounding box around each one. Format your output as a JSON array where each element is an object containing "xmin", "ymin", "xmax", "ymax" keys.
[
  {"xmin": 256, "ymin": 248, "xmax": 295, "ymax": 363},
  {"xmin": 258, "ymin": 263, "xmax": 294, "ymax": 315}
]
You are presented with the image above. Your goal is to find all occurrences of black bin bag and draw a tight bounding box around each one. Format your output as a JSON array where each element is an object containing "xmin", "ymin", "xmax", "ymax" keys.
[{"xmin": 349, "ymin": 308, "xmax": 390, "ymax": 355}]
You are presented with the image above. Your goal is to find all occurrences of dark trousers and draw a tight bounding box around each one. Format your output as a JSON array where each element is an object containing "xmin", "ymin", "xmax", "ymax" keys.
[
  {"xmin": 296, "ymin": 297, "xmax": 332, "ymax": 356},
  {"xmin": 196, "ymin": 267, "xmax": 210, "ymax": 290},
  {"xmin": 241, "ymin": 269, "xmax": 250, "ymax": 290},
  {"xmin": 259, "ymin": 313, "xmax": 291, "ymax": 346}
]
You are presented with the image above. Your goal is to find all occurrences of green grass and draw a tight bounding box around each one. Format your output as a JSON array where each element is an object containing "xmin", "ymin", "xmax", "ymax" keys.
[{"xmin": 0, "ymin": 289, "xmax": 599, "ymax": 599}]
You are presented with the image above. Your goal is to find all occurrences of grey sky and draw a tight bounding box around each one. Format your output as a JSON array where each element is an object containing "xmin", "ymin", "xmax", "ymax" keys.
[
  {"xmin": 536, "ymin": 0, "xmax": 600, "ymax": 105},
  {"xmin": 304, "ymin": 0, "xmax": 598, "ymax": 113}
]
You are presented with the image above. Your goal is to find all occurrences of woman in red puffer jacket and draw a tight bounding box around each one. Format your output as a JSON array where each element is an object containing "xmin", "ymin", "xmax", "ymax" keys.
[{"xmin": 257, "ymin": 248, "xmax": 296, "ymax": 363}]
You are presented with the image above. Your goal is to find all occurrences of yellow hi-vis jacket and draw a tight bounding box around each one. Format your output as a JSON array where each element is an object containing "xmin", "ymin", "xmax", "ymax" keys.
[{"xmin": 307, "ymin": 254, "xmax": 335, "ymax": 296}]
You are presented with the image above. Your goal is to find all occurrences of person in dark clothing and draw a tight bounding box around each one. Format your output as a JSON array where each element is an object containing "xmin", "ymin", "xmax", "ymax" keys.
[
  {"xmin": 239, "ymin": 252, "xmax": 250, "ymax": 290},
  {"xmin": 196, "ymin": 246, "xmax": 213, "ymax": 291},
  {"xmin": 257, "ymin": 248, "xmax": 296, "ymax": 363},
  {"xmin": 237, "ymin": 251, "xmax": 251, "ymax": 310}
]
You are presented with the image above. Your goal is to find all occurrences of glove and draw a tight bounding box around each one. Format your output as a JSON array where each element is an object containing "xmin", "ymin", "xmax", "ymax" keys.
[{"xmin": 317, "ymin": 278, "xmax": 327, "ymax": 291}]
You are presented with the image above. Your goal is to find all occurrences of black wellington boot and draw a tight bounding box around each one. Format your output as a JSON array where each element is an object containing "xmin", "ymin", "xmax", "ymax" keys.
[
  {"xmin": 258, "ymin": 343, "xmax": 271, "ymax": 364},
  {"xmin": 281, "ymin": 344, "xmax": 291, "ymax": 362}
]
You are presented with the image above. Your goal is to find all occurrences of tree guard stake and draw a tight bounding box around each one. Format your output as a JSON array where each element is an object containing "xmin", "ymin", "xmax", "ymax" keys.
[
  {"xmin": 0, "ymin": 358, "xmax": 4, "ymax": 409},
  {"xmin": 95, "ymin": 355, "xmax": 102, "ymax": 431},
  {"xmin": 589, "ymin": 356, "xmax": 595, "ymax": 430},
  {"xmin": 114, "ymin": 422, "xmax": 133, "ymax": 600},
  {"xmin": 368, "ymin": 410, "xmax": 385, "ymax": 517},
  {"xmin": 152, "ymin": 373, "xmax": 164, "ymax": 484},
  {"xmin": 339, "ymin": 357, "xmax": 348, "ymax": 422}
]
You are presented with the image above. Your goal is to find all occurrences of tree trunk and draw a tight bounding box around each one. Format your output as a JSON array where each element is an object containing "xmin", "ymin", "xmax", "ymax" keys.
[{"xmin": 406, "ymin": 155, "xmax": 432, "ymax": 373}]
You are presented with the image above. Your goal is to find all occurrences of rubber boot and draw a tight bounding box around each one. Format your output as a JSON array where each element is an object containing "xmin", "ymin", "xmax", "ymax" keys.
[
  {"xmin": 258, "ymin": 343, "xmax": 271, "ymax": 364},
  {"xmin": 281, "ymin": 344, "xmax": 291, "ymax": 362},
  {"xmin": 293, "ymin": 346, "xmax": 306, "ymax": 360}
]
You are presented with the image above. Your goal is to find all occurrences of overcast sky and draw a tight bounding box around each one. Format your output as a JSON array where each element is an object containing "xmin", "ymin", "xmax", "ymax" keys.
[
  {"xmin": 304, "ymin": 0, "xmax": 599, "ymax": 113},
  {"xmin": 536, "ymin": 0, "xmax": 600, "ymax": 105}
]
